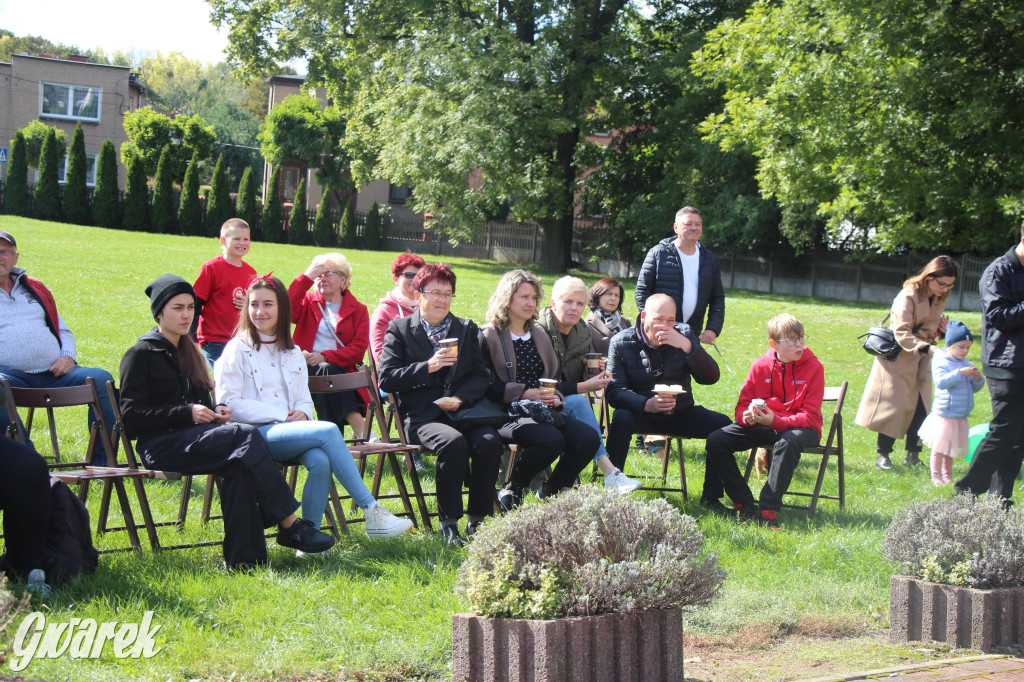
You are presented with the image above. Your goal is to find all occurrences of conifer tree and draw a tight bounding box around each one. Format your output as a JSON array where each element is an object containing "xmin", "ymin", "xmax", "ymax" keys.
[
  {"xmin": 4, "ymin": 132, "xmax": 30, "ymax": 217},
  {"xmin": 262, "ymin": 168, "xmax": 284, "ymax": 243},
  {"xmin": 122, "ymin": 155, "xmax": 151, "ymax": 231},
  {"xmin": 338, "ymin": 199, "xmax": 358, "ymax": 249},
  {"xmin": 205, "ymin": 154, "xmax": 232, "ymax": 236},
  {"xmin": 288, "ymin": 179, "xmax": 309, "ymax": 245},
  {"xmin": 91, "ymin": 139, "xmax": 120, "ymax": 228},
  {"xmin": 178, "ymin": 152, "xmax": 202, "ymax": 235},
  {"xmin": 63, "ymin": 123, "xmax": 91, "ymax": 225},
  {"xmin": 235, "ymin": 166, "xmax": 260, "ymax": 239},
  {"xmin": 312, "ymin": 196, "xmax": 335, "ymax": 246},
  {"xmin": 363, "ymin": 201, "xmax": 383, "ymax": 250},
  {"xmin": 33, "ymin": 128, "xmax": 62, "ymax": 221},
  {"xmin": 151, "ymin": 145, "xmax": 175, "ymax": 233}
]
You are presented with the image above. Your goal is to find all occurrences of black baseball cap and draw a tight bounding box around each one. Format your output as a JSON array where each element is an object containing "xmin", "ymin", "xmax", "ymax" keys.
[{"xmin": 0, "ymin": 230, "xmax": 15, "ymax": 247}]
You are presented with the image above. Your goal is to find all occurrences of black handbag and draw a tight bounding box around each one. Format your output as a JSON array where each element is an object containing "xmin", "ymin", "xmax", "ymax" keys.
[
  {"xmin": 445, "ymin": 319, "xmax": 509, "ymax": 427},
  {"xmin": 859, "ymin": 313, "xmax": 903, "ymax": 361}
]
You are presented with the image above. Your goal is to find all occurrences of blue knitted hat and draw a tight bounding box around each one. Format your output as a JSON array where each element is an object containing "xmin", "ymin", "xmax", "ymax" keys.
[{"xmin": 945, "ymin": 320, "xmax": 972, "ymax": 347}]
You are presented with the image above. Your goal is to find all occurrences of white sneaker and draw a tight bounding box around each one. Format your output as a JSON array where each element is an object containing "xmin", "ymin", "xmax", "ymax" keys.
[
  {"xmin": 364, "ymin": 502, "xmax": 414, "ymax": 538},
  {"xmin": 26, "ymin": 569, "xmax": 51, "ymax": 599},
  {"xmin": 604, "ymin": 471, "xmax": 642, "ymax": 494},
  {"xmin": 367, "ymin": 434, "xmax": 382, "ymax": 444}
]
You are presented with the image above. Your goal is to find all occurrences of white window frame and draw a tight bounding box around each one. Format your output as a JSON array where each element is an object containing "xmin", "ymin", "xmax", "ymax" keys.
[
  {"xmin": 39, "ymin": 82, "xmax": 102, "ymax": 123},
  {"xmin": 57, "ymin": 153, "xmax": 99, "ymax": 187}
]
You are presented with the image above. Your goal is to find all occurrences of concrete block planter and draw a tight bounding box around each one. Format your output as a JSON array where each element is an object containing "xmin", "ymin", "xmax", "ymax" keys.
[
  {"xmin": 889, "ymin": 576, "xmax": 1024, "ymax": 652},
  {"xmin": 452, "ymin": 607, "xmax": 683, "ymax": 682}
]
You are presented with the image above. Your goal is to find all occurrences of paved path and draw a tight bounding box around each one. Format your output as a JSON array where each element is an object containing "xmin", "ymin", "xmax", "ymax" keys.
[{"xmin": 807, "ymin": 655, "xmax": 1024, "ymax": 681}]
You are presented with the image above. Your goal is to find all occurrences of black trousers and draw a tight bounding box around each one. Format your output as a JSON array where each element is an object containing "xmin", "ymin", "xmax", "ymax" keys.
[
  {"xmin": 956, "ymin": 377, "xmax": 1024, "ymax": 500},
  {"xmin": 139, "ymin": 423, "xmax": 300, "ymax": 567},
  {"xmin": 877, "ymin": 396, "xmax": 927, "ymax": 455},
  {"xmin": 605, "ymin": 405, "xmax": 732, "ymax": 491},
  {"xmin": 705, "ymin": 423, "xmax": 820, "ymax": 511},
  {"xmin": 411, "ymin": 420, "xmax": 502, "ymax": 522},
  {"xmin": 498, "ymin": 415, "xmax": 598, "ymax": 491},
  {"xmin": 0, "ymin": 438, "xmax": 51, "ymax": 577}
]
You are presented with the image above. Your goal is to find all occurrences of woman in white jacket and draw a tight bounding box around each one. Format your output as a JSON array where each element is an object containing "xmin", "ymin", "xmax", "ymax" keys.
[{"xmin": 214, "ymin": 275, "xmax": 412, "ymax": 539}]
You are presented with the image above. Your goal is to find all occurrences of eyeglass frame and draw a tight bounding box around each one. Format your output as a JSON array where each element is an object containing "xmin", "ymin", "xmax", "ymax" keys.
[
  {"xmin": 419, "ymin": 289, "xmax": 456, "ymax": 300},
  {"xmin": 0, "ymin": 248, "xmax": 18, "ymax": 259},
  {"xmin": 777, "ymin": 336, "xmax": 806, "ymax": 347}
]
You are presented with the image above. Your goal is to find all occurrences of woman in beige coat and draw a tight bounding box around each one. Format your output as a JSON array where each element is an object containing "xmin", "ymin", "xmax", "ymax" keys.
[{"xmin": 856, "ymin": 256, "xmax": 958, "ymax": 470}]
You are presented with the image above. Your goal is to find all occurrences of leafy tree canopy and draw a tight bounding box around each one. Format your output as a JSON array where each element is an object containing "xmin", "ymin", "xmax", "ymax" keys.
[
  {"xmin": 121, "ymin": 107, "xmax": 216, "ymax": 182},
  {"xmin": 17, "ymin": 121, "xmax": 67, "ymax": 169},
  {"xmin": 693, "ymin": 0, "xmax": 1024, "ymax": 254},
  {"xmin": 259, "ymin": 94, "xmax": 349, "ymax": 192},
  {"xmin": 0, "ymin": 29, "xmax": 133, "ymax": 65}
]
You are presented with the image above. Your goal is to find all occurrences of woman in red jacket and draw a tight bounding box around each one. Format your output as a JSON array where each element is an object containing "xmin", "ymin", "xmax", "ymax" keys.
[{"xmin": 289, "ymin": 253, "xmax": 371, "ymax": 438}]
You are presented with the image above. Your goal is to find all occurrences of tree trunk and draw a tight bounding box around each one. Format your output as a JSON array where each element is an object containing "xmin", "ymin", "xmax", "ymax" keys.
[{"xmin": 539, "ymin": 128, "xmax": 581, "ymax": 272}]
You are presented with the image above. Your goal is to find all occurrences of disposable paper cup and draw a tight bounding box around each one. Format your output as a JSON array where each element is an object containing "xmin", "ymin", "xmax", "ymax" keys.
[
  {"xmin": 439, "ymin": 338, "xmax": 459, "ymax": 356},
  {"xmin": 751, "ymin": 399, "xmax": 767, "ymax": 411},
  {"xmin": 538, "ymin": 379, "xmax": 557, "ymax": 396},
  {"xmin": 585, "ymin": 353, "xmax": 602, "ymax": 377}
]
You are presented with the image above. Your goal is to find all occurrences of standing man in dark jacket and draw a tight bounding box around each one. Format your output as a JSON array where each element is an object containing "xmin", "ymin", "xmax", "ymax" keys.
[
  {"xmin": 955, "ymin": 221, "xmax": 1024, "ymax": 501},
  {"xmin": 635, "ymin": 206, "xmax": 725, "ymax": 345},
  {"xmin": 0, "ymin": 229, "xmax": 115, "ymax": 465},
  {"xmin": 605, "ymin": 293, "xmax": 731, "ymax": 472}
]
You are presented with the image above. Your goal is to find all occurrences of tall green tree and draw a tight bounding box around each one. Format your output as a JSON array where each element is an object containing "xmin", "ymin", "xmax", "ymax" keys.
[
  {"xmin": 151, "ymin": 145, "xmax": 176, "ymax": 233},
  {"xmin": 178, "ymin": 152, "xmax": 203, "ymax": 236},
  {"xmin": 235, "ymin": 166, "xmax": 260, "ymax": 239},
  {"xmin": 91, "ymin": 140, "xmax": 121, "ymax": 228},
  {"xmin": 63, "ymin": 123, "xmax": 91, "ymax": 225},
  {"xmin": 287, "ymin": 179, "xmax": 309, "ymax": 245},
  {"xmin": 259, "ymin": 94, "xmax": 349, "ymax": 195},
  {"xmin": 211, "ymin": 0, "xmax": 698, "ymax": 270},
  {"xmin": 205, "ymin": 155, "xmax": 233, "ymax": 235},
  {"xmin": 121, "ymin": 107, "xmax": 216, "ymax": 182},
  {"xmin": 33, "ymin": 128, "xmax": 62, "ymax": 221},
  {"xmin": 18, "ymin": 121, "xmax": 67, "ymax": 169},
  {"xmin": 363, "ymin": 202, "xmax": 382, "ymax": 251},
  {"xmin": 5, "ymin": 131, "xmax": 30, "ymax": 217},
  {"xmin": 338, "ymin": 199, "xmax": 357, "ymax": 249},
  {"xmin": 122, "ymin": 156, "xmax": 151, "ymax": 231},
  {"xmin": 262, "ymin": 168, "xmax": 284, "ymax": 243},
  {"xmin": 694, "ymin": 0, "xmax": 1024, "ymax": 253},
  {"xmin": 312, "ymin": 196, "xmax": 335, "ymax": 247}
]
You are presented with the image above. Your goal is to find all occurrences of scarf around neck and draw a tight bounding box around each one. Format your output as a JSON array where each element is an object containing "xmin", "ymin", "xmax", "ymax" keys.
[{"xmin": 600, "ymin": 309, "xmax": 625, "ymax": 333}]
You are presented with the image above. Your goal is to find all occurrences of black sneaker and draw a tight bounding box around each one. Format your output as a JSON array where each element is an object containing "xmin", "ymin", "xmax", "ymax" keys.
[
  {"xmin": 756, "ymin": 510, "xmax": 782, "ymax": 529},
  {"xmin": 441, "ymin": 524, "xmax": 467, "ymax": 547},
  {"xmin": 277, "ymin": 518, "xmax": 335, "ymax": 553},
  {"xmin": 497, "ymin": 487, "xmax": 523, "ymax": 513},
  {"xmin": 736, "ymin": 503, "xmax": 760, "ymax": 522},
  {"xmin": 466, "ymin": 521, "xmax": 482, "ymax": 537},
  {"xmin": 411, "ymin": 451, "xmax": 428, "ymax": 473},
  {"xmin": 876, "ymin": 454, "xmax": 893, "ymax": 470},
  {"xmin": 700, "ymin": 498, "xmax": 736, "ymax": 517}
]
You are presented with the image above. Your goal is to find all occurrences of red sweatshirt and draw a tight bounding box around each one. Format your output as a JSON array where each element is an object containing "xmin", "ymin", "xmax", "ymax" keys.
[{"xmin": 734, "ymin": 346, "xmax": 825, "ymax": 436}]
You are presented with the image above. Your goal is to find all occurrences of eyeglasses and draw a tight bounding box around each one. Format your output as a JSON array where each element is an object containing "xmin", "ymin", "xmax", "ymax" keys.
[
  {"xmin": 0, "ymin": 249, "xmax": 17, "ymax": 259},
  {"xmin": 779, "ymin": 336, "xmax": 805, "ymax": 347},
  {"xmin": 400, "ymin": 272, "xmax": 418, "ymax": 279},
  {"xmin": 420, "ymin": 290, "xmax": 455, "ymax": 300},
  {"xmin": 931, "ymin": 278, "xmax": 955, "ymax": 291},
  {"xmin": 319, "ymin": 271, "xmax": 345, "ymax": 279}
]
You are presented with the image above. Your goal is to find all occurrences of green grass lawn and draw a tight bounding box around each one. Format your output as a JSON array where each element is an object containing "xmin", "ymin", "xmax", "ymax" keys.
[{"xmin": 0, "ymin": 217, "xmax": 992, "ymax": 680}]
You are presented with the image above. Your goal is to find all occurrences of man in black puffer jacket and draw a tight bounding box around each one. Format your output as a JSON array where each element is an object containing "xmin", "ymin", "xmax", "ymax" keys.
[
  {"xmin": 634, "ymin": 207, "xmax": 725, "ymax": 345},
  {"xmin": 605, "ymin": 294, "xmax": 731, "ymax": 472},
  {"xmin": 956, "ymin": 220, "xmax": 1024, "ymax": 501}
]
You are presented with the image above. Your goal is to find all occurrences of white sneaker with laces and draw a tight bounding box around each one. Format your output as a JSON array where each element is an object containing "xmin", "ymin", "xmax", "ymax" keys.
[
  {"xmin": 364, "ymin": 502, "xmax": 414, "ymax": 538},
  {"xmin": 605, "ymin": 471, "xmax": 642, "ymax": 494}
]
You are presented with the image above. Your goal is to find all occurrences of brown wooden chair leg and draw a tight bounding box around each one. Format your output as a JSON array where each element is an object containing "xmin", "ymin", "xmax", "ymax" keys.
[
  {"xmin": 177, "ymin": 475, "xmax": 193, "ymax": 531},
  {"xmin": 403, "ymin": 451, "xmax": 433, "ymax": 533},
  {"xmin": 201, "ymin": 474, "xmax": 217, "ymax": 523},
  {"xmin": 97, "ymin": 478, "xmax": 114, "ymax": 533},
  {"xmin": 676, "ymin": 438, "xmax": 687, "ymax": 501},
  {"xmin": 131, "ymin": 476, "xmax": 162, "ymax": 551},
  {"xmin": 111, "ymin": 479, "xmax": 142, "ymax": 552},
  {"xmin": 386, "ymin": 452, "xmax": 418, "ymax": 529}
]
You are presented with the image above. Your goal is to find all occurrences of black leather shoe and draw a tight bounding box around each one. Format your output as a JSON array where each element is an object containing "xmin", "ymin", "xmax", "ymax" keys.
[
  {"xmin": 876, "ymin": 454, "xmax": 893, "ymax": 470},
  {"xmin": 277, "ymin": 518, "xmax": 335, "ymax": 553},
  {"xmin": 700, "ymin": 498, "xmax": 737, "ymax": 517},
  {"xmin": 497, "ymin": 487, "xmax": 523, "ymax": 513},
  {"xmin": 441, "ymin": 524, "xmax": 467, "ymax": 547}
]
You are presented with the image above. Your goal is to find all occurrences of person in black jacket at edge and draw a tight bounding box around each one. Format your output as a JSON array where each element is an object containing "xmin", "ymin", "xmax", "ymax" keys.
[
  {"xmin": 119, "ymin": 275, "xmax": 334, "ymax": 570},
  {"xmin": 378, "ymin": 263, "xmax": 501, "ymax": 547},
  {"xmin": 955, "ymin": 220, "xmax": 1024, "ymax": 503}
]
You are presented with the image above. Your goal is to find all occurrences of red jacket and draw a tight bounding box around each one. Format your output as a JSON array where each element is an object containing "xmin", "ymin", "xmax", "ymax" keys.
[
  {"xmin": 735, "ymin": 346, "xmax": 824, "ymax": 436},
  {"xmin": 288, "ymin": 274, "xmax": 370, "ymax": 404},
  {"xmin": 22, "ymin": 274, "xmax": 64, "ymax": 348}
]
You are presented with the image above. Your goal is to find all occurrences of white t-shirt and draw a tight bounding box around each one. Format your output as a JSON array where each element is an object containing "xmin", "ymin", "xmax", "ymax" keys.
[
  {"xmin": 312, "ymin": 302, "xmax": 343, "ymax": 353},
  {"xmin": 675, "ymin": 246, "xmax": 700, "ymax": 324}
]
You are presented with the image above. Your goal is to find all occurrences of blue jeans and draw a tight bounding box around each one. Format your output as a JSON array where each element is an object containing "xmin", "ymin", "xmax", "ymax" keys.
[
  {"xmin": 257, "ymin": 420, "xmax": 374, "ymax": 529},
  {"xmin": 562, "ymin": 393, "xmax": 609, "ymax": 463},
  {"xmin": 201, "ymin": 342, "xmax": 227, "ymax": 371},
  {"xmin": 0, "ymin": 365, "xmax": 115, "ymax": 466}
]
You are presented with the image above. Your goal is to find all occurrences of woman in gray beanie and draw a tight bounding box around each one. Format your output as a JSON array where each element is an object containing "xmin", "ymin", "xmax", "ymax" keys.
[{"xmin": 118, "ymin": 274, "xmax": 335, "ymax": 569}]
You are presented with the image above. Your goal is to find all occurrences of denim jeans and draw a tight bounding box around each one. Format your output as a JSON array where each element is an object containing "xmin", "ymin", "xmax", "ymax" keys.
[
  {"xmin": 257, "ymin": 420, "xmax": 374, "ymax": 529},
  {"xmin": 561, "ymin": 393, "xmax": 609, "ymax": 463},
  {"xmin": 201, "ymin": 342, "xmax": 227, "ymax": 371},
  {"xmin": 0, "ymin": 365, "xmax": 115, "ymax": 466}
]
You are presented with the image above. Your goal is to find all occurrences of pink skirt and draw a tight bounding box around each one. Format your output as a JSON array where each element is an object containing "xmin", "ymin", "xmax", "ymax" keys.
[{"xmin": 918, "ymin": 413, "xmax": 969, "ymax": 458}]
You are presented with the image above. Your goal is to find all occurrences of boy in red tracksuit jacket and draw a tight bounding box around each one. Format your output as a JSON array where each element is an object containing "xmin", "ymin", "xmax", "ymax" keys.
[{"xmin": 702, "ymin": 313, "xmax": 825, "ymax": 528}]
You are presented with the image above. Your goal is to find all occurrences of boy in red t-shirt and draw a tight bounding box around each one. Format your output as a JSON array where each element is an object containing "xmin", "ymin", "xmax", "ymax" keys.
[{"xmin": 193, "ymin": 218, "xmax": 256, "ymax": 368}]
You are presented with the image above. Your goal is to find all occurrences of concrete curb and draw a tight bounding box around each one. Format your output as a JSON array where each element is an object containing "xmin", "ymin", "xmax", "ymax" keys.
[{"xmin": 801, "ymin": 653, "xmax": 1010, "ymax": 681}]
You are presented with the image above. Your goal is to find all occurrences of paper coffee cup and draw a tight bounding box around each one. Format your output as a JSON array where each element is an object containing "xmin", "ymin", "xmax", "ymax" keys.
[
  {"xmin": 751, "ymin": 398, "xmax": 767, "ymax": 411},
  {"xmin": 585, "ymin": 353, "xmax": 602, "ymax": 377},
  {"xmin": 439, "ymin": 338, "xmax": 459, "ymax": 355},
  {"xmin": 538, "ymin": 379, "xmax": 557, "ymax": 395}
]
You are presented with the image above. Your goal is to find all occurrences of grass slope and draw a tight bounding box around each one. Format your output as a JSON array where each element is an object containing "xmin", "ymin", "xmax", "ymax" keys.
[{"xmin": 0, "ymin": 217, "xmax": 991, "ymax": 680}]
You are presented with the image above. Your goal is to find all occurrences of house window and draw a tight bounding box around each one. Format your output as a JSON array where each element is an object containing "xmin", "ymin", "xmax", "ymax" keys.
[
  {"xmin": 280, "ymin": 167, "xmax": 300, "ymax": 203},
  {"xmin": 40, "ymin": 83, "xmax": 101, "ymax": 122},
  {"xmin": 57, "ymin": 153, "xmax": 99, "ymax": 187},
  {"xmin": 389, "ymin": 183, "xmax": 413, "ymax": 204}
]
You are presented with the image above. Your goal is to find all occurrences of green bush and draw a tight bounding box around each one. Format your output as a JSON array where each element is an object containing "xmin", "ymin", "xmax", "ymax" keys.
[
  {"xmin": 288, "ymin": 179, "xmax": 309, "ymax": 245},
  {"xmin": 206, "ymin": 154, "xmax": 232, "ymax": 236},
  {"xmin": 178, "ymin": 153, "xmax": 202, "ymax": 236},
  {"xmin": 122, "ymin": 155, "xmax": 151, "ymax": 231},
  {"xmin": 63, "ymin": 123, "xmax": 91, "ymax": 225},
  {"xmin": 459, "ymin": 487, "xmax": 725, "ymax": 619},
  {"xmin": 151, "ymin": 145, "xmax": 175, "ymax": 233},
  {"xmin": 4, "ymin": 132, "xmax": 30, "ymax": 217},
  {"xmin": 312, "ymin": 196, "xmax": 335, "ymax": 247},
  {"xmin": 33, "ymin": 128, "xmax": 62, "ymax": 221},
  {"xmin": 339, "ymin": 200, "xmax": 357, "ymax": 248},
  {"xmin": 883, "ymin": 494, "xmax": 1024, "ymax": 588},
  {"xmin": 235, "ymin": 167, "xmax": 260, "ymax": 240},
  {"xmin": 91, "ymin": 140, "xmax": 120, "ymax": 228},
  {"xmin": 363, "ymin": 202, "xmax": 382, "ymax": 250},
  {"xmin": 262, "ymin": 168, "xmax": 284, "ymax": 243}
]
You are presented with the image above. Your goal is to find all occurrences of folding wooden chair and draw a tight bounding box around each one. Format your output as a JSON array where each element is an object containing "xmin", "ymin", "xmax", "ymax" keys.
[
  {"xmin": 598, "ymin": 393, "xmax": 688, "ymax": 500},
  {"xmin": 743, "ymin": 382, "xmax": 848, "ymax": 518},
  {"xmin": 308, "ymin": 367, "xmax": 424, "ymax": 531},
  {"xmin": 2, "ymin": 377, "xmax": 158, "ymax": 553}
]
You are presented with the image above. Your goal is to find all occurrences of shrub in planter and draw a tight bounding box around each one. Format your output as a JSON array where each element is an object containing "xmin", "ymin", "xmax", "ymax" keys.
[{"xmin": 883, "ymin": 494, "xmax": 1024, "ymax": 651}]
